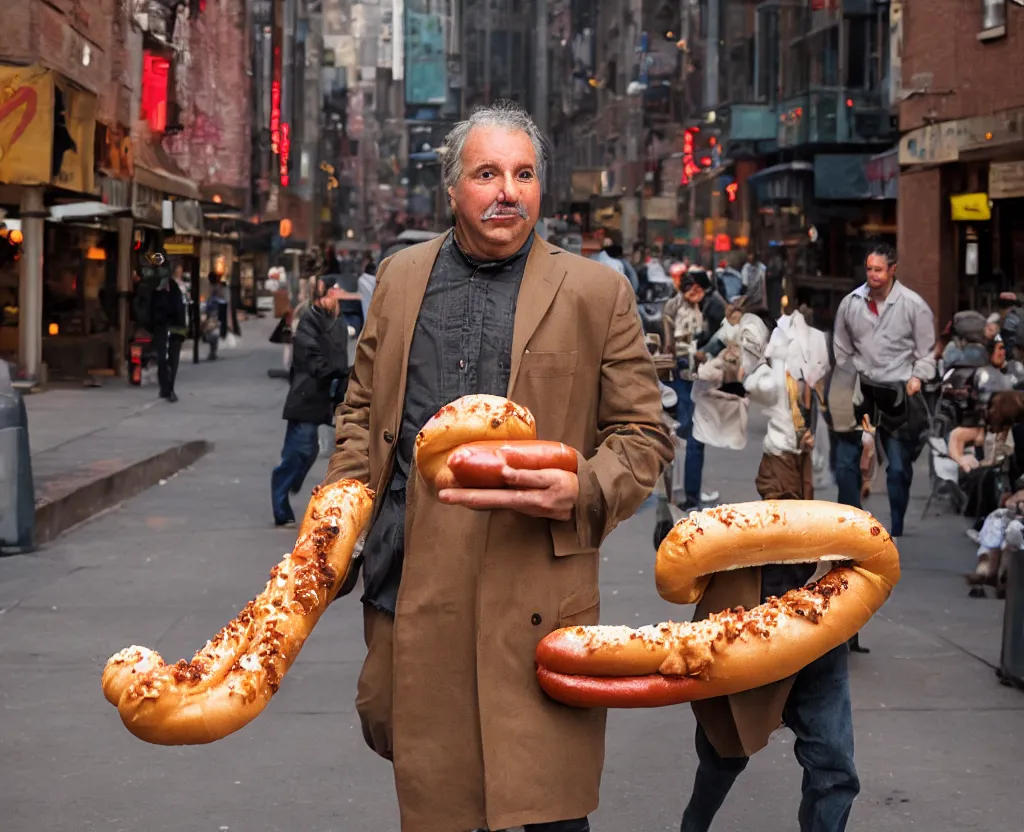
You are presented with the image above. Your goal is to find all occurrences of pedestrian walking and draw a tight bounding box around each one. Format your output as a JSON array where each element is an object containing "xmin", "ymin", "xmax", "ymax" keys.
[
  {"xmin": 150, "ymin": 261, "xmax": 189, "ymax": 403},
  {"xmin": 830, "ymin": 241, "xmax": 936, "ymax": 540},
  {"xmin": 679, "ymin": 309, "xmax": 862, "ymax": 832},
  {"xmin": 324, "ymin": 101, "xmax": 672, "ymax": 832},
  {"xmin": 271, "ymin": 276, "xmax": 349, "ymax": 527}
]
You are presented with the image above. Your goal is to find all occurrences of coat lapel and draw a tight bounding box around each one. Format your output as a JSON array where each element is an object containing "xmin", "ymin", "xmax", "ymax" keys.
[
  {"xmin": 507, "ymin": 237, "xmax": 568, "ymax": 393},
  {"xmin": 395, "ymin": 233, "xmax": 448, "ymax": 415}
]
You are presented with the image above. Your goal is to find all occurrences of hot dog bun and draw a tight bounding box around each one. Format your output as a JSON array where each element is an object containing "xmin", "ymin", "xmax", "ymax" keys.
[
  {"xmin": 101, "ymin": 479, "xmax": 374, "ymax": 745},
  {"xmin": 415, "ymin": 395, "xmax": 536, "ymax": 490},
  {"xmin": 535, "ymin": 501, "xmax": 900, "ymax": 707}
]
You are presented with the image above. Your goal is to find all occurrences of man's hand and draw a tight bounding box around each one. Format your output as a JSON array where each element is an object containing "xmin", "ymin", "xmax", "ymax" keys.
[
  {"xmin": 437, "ymin": 467, "xmax": 580, "ymax": 522},
  {"xmin": 906, "ymin": 376, "xmax": 922, "ymax": 396}
]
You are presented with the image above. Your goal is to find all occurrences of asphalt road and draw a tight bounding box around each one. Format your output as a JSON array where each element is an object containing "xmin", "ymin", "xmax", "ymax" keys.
[{"xmin": 1, "ymin": 323, "xmax": 1021, "ymax": 831}]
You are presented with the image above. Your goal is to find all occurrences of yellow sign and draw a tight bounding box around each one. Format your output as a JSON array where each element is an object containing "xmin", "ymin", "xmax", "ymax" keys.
[
  {"xmin": 0, "ymin": 65, "xmax": 54, "ymax": 185},
  {"xmin": 950, "ymin": 193, "xmax": 991, "ymax": 222},
  {"xmin": 0, "ymin": 64, "xmax": 95, "ymax": 192},
  {"xmin": 164, "ymin": 236, "xmax": 196, "ymax": 255}
]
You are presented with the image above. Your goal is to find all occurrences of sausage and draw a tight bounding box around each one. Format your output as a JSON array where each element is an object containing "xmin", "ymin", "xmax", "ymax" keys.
[
  {"xmin": 101, "ymin": 480, "xmax": 374, "ymax": 745},
  {"xmin": 536, "ymin": 666, "xmax": 704, "ymax": 709},
  {"xmin": 534, "ymin": 501, "xmax": 901, "ymax": 708},
  {"xmin": 445, "ymin": 440, "xmax": 579, "ymax": 488}
]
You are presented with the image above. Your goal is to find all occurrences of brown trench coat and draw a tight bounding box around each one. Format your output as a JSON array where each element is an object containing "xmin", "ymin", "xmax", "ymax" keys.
[{"xmin": 323, "ymin": 233, "xmax": 674, "ymax": 831}]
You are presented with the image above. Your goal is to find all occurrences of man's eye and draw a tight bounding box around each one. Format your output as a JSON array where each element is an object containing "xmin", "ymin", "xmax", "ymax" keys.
[
  {"xmin": 519, "ymin": 171, "xmax": 534, "ymax": 180},
  {"xmin": 480, "ymin": 171, "xmax": 493, "ymax": 179}
]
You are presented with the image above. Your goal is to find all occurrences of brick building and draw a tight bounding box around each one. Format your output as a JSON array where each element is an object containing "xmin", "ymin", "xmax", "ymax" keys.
[{"xmin": 897, "ymin": 0, "xmax": 1024, "ymax": 328}]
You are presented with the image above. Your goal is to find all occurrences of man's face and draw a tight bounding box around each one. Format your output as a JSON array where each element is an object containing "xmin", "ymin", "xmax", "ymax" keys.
[
  {"xmin": 320, "ymin": 284, "xmax": 344, "ymax": 313},
  {"xmin": 448, "ymin": 125, "xmax": 541, "ymax": 259},
  {"xmin": 865, "ymin": 253, "xmax": 896, "ymax": 292},
  {"xmin": 992, "ymin": 341, "xmax": 1007, "ymax": 368},
  {"xmin": 684, "ymin": 284, "xmax": 705, "ymax": 305}
]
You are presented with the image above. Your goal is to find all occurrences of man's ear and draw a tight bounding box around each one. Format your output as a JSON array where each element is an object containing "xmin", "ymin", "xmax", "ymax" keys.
[{"xmin": 447, "ymin": 186, "xmax": 455, "ymax": 209}]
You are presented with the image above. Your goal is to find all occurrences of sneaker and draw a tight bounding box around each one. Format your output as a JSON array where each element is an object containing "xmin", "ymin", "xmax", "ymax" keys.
[
  {"xmin": 274, "ymin": 519, "xmax": 297, "ymax": 529},
  {"xmin": 700, "ymin": 490, "xmax": 719, "ymax": 504},
  {"xmin": 966, "ymin": 528, "xmax": 981, "ymax": 544}
]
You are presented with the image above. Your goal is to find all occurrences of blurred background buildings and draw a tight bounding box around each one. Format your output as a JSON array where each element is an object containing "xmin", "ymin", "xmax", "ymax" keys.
[{"xmin": 1, "ymin": 1, "xmax": 1024, "ymax": 380}]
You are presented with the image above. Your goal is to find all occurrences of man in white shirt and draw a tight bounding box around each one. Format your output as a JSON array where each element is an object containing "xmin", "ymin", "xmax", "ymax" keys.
[{"xmin": 831, "ymin": 242, "xmax": 936, "ymax": 538}]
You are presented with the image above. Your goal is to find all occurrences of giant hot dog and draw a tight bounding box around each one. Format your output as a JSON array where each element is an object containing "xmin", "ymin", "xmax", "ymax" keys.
[
  {"xmin": 415, "ymin": 395, "xmax": 578, "ymax": 490},
  {"xmin": 101, "ymin": 479, "xmax": 373, "ymax": 745},
  {"xmin": 535, "ymin": 500, "xmax": 900, "ymax": 708}
]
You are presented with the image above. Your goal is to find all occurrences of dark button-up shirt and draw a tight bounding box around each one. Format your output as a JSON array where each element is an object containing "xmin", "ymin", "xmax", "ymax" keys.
[{"xmin": 360, "ymin": 231, "xmax": 534, "ymax": 613}]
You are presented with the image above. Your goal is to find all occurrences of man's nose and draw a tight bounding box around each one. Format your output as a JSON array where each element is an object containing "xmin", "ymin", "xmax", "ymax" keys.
[{"xmin": 500, "ymin": 171, "xmax": 520, "ymax": 201}]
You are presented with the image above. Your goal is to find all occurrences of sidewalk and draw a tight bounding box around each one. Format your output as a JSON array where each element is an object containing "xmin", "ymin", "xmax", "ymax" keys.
[{"xmin": 22, "ymin": 317, "xmax": 285, "ymax": 545}]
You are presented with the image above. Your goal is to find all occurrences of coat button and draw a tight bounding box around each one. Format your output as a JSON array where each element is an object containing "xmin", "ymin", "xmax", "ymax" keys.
[
  {"xmin": 383, "ymin": 430, "xmax": 395, "ymax": 443},
  {"xmin": 531, "ymin": 613, "xmax": 542, "ymax": 626}
]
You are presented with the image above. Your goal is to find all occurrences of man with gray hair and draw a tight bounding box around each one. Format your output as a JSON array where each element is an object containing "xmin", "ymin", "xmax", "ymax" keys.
[{"xmin": 325, "ymin": 100, "xmax": 672, "ymax": 831}]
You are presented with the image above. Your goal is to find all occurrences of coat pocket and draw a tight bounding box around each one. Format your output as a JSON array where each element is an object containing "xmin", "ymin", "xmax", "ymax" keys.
[
  {"xmin": 557, "ymin": 584, "xmax": 601, "ymax": 628},
  {"xmin": 523, "ymin": 349, "xmax": 578, "ymax": 378}
]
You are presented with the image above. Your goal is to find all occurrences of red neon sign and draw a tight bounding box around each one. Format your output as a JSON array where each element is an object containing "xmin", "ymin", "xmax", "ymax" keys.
[
  {"xmin": 141, "ymin": 53, "xmax": 170, "ymax": 133},
  {"xmin": 270, "ymin": 80, "xmax": 281, "ymax": 154},
  {"xmin": 680, "ymin": 128, "xmax": 701, "ymax": 185},
  {"xmin": 279, "ymin": 123, "xmax": 291, "ymax": 186},
  {"xmin": 726, "ymin": 182, "xmax": 738, "ymax": 202}
]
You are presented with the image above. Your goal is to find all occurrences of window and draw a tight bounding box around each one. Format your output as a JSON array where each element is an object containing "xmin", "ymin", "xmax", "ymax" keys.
[{"xmin": 982, "ymin": 0, "xmax": 1006, "ymax": 33}]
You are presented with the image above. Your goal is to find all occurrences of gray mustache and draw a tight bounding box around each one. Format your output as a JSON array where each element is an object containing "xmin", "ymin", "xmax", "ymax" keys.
[{"xmin": 481, "ymin": 201, "xmax": 529, "ymax": 221}]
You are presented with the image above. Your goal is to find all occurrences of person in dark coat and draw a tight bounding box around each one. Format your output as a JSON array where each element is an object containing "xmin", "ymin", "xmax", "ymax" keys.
[
  {"xmin": 271, "ymin": 276, "xmax": 349, "ymax": 526},
  {"xmin": 150, "ymin": 265, "xmax": 188, "ymax": 402}
]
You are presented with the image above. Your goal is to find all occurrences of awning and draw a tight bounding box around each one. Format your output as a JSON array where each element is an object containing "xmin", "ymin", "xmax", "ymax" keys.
[
  {"xmin": 131, "ymin": 124, "xmax": 201, "ymax": 200},
  {"xmin": 134, "ymin": 163, "xmax": 202, "ymax": 201},
  {"xmin": 746, "ymin": 161, "xmax": 814, "ymax": 184},
  {"xmin": 48, "ymin": 201, "xmax": 130, "ymax": 222}
]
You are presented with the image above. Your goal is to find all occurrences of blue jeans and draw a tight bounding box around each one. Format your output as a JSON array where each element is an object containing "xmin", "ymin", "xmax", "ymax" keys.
[
  {"xmin": 835, "ymin": 430, "xmax": 914, "ymax": 536},
  {"xmin": 271, "ymin": 421, "xmax": 320, "ymax": 524},
  {"xmin": 680, "ymin": 644, "xmax": 860, "ymax": 832},
  {"xmin": 670, "ymin": 370, "xmax": 706, "ymax": 505}
]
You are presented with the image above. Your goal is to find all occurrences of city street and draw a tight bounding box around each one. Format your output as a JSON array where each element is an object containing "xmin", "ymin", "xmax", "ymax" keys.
[{"xmin": 1, "ymin": 319, "xmax": 1022, "ymax": 832}]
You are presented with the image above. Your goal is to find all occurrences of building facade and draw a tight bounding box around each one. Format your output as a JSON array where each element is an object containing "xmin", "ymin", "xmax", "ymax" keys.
[{"xmin": 896, "ymin": 0, "xmax": 1024, "ymax": 329}]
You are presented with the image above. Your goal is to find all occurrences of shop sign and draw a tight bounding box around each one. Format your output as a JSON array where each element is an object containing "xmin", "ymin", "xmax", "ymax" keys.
[
  {"xmin": 950, "ymin": 193, "xmax": 992, "ymax": 222},
  {"xmin": 164, "ymin": 235, "xmax": 197, "ymax": 255},
  {"xmin": 899, "ymin": 121, "xmax": 963, "ymax": 166},
  {"xmin": 989, "ymin": 161, "xmax": 1024, "ymax": 200},
  {"xmin": 0, "ymin": 64, "xmax": 96, "ymax": 192}
]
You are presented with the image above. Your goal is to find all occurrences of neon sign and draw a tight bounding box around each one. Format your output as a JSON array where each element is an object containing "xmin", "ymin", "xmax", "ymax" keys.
[
  {"xmin": 725, "ymin": 182, "xmax": 738, "ymax": 202},
  {"xmin": 270, "ymin": 79, "xmax": 281, "ymax": 154},
  {"xmin": 680, "ymin": 128, "xmax": 701, "ymax": 185},
  {"xmin": 279, "ymin": 123, "xmax": 291, "ymax": 187}
]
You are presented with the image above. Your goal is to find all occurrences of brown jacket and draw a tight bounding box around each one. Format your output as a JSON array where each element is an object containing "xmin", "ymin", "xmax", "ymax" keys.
[{"xmin": 323, "ymin": 233, "xmax": 674, "ymax": 831}]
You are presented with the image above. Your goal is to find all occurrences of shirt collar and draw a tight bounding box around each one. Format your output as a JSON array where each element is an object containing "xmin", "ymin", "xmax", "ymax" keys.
[
  {"xmin": 450, "ymin": 229, "xmax": 535, "ymax": 270},
  {"xmin": 853, "ymin": 280, "xmax": 904, "ymax": 304}
]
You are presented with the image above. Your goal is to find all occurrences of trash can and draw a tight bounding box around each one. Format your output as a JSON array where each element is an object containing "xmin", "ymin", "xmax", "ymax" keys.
[
  {"xmin": 999, "ymin": 546, "xmax": 1024, "ymax": 690},
  {"xmin": 0, "ymin": 360, "xmax": 35, "ymax": 554}
]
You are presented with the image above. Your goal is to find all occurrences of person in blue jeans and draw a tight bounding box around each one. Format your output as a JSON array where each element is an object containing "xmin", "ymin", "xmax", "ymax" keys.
[
  {"xmin": 680, "ymin": 411, "xmax": 859, "ymax": 832},
  {"xmin": 664, "ymin": 270, "xmax": 725, "ymax": 510},
  {"xmin": 680, "ymin": 644, "xmax": 859, "ymax": 832},
  {"xmin": 830, "ymin": 242, "xmax": 935, "ymax": 539},
  {"xmin": 271, "ymin": 276, "xmax": 349, "ymax": 526}
]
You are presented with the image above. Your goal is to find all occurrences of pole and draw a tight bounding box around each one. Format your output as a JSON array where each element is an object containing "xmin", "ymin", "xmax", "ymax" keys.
[
  {"xmin": 116, "ymin": 216, "xmax": 133, "ymax": 377},
  {"xmin": 17, "ymin": 187, "xmax": 45, "ymax": 384},
  {"xmin": 484, "ymin": 0, "xmax": 492, "ymax": 105},
  {"xmin": 535, "ymin": 0, "xmax": 548, "ymax": 137}
]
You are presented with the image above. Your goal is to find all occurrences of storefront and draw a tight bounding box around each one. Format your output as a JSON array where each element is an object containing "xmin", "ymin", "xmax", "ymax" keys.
[{"xmin": 898, "ymin": 107, "xmax": 1024, "ymax": 326}]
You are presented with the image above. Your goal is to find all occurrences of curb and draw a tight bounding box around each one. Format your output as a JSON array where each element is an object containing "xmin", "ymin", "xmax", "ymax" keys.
[{"xmin": 32, "ymin": 440, "xmax": 213, "ymax": 547}]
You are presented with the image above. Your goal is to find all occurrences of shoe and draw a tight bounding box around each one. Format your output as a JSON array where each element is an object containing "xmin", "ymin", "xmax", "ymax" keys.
[
  {"xmin": 274, "ymin": 519, "xmax": 297, "ymax": 529},
  {"xmin": 167, "ymin": 391, "xmax": 178, "ymax": 403},
  {"xmin": 677, "ymin": 499, "xmax": 701, "ymax": 513},
  {"xmin": 700, "ymin": 489, "xmax": 719, "ymax": 503}
]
